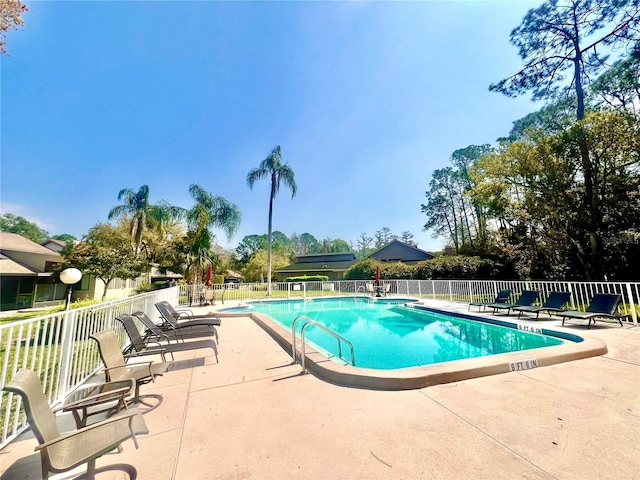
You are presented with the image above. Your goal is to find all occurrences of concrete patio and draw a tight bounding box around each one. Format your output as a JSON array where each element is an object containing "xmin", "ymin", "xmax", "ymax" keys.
[{"xmin": 1, "ymin": 299, "xmax": 639, "ymax": 479}]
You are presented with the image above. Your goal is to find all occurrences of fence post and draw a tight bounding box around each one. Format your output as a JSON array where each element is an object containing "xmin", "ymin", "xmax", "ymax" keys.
[
  {"xmin": 448, "ymin": 281, "xmax": 453, "ymax": 302},
  {"xmin": 468, "ymin": 281, "xmax": 473, "ymax": 304},
  {"xmin": 625, "ymin": 282, "xmax": 638, "ymax": 325},
  {"xmin": 56, "ymin": 309, "xmax": 77, "ymax": 399}
]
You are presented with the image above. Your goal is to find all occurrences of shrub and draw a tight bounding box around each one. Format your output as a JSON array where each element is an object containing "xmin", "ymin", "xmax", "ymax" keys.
[
  {"xmin": 344, "ymin": 259, "xmax": 379, "ymax": 280},
  {"xmin": 344, "ymin": 256, "xmax": 503, "ymax": 281},
  {"xmin": 285, "ymin": 275, "xmax": 329, "ymax": 282}
]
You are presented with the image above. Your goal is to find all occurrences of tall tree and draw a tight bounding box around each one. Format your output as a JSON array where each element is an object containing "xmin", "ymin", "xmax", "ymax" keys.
[
  {"xmin": 490, "ymin": 0, "xmax": 640, "ymax": 278},
  {"xmin": 186, "ymin": 184, "xmax": 240, "ymax": 250},
  {"xmin": 399, "ymin": 231, "xmax": 417, "ymax": 247},
  {"xmin": 373, "ymin": 227, "xmax": 395, "ymax": 247},
  {"xmin": 183, "ymin": 184, "xmax": 241, "ymax": 282},
  {"xmin": 236, "ymin": 234, "xmax": 268, "ymax": 264},
  {"xmin": 246, "ymin": 146, "xmax": 297, "ymax": 296},
  {"xmin": 0, "ymin": 213, "xmax": 48, "ymax": 243},
  {"xmin": 0, "ymin": 0, "xmax": 28, "ymax": 56},
  {"xmin": 591, "ymin": 52, "xmax": 640, "ymax": 116},
  {"xmin": 108, "ymin": 185, "xmax": 151, "ymax": 254},
  {"xmin": 490, "ymin": 0, "xmax": 640, "ymax": 121},
  {"xmin": 291, "ymin": 232, "xmax": 320, "ymax": 256},
  {"xmin": 421, "ymin": 168, "xmax": 470, "ymax": 253},
  {"xmin": 61, "ymin": 223, "xmax": 147, "ymax": 299},
  {"xmin": 321, "ymin": 238, "xmax": 351, "ymax": 253},
  {"xmin": 356, "ymin": 232, "xmax": 374, "ymax": 258}
]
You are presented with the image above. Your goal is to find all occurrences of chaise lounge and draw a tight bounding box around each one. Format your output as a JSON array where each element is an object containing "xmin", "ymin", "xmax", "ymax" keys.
[
  {"xmin": 488, "ymin": 290, "xmax": 540, "ymax": 315},
  {"xmin": 557, "ymin": 293, "xmax": 624, "ymax": 328},
  {"xmin": 468, "ymin": 289, "xmax": 512, "ymax": 311},
  {"xmin": 512, "ymin": 291, "xmax": 572, "ymax": 319},
  {"xmin": 116, "ymin": 314, "xmax": 219, "ymax": 363}
]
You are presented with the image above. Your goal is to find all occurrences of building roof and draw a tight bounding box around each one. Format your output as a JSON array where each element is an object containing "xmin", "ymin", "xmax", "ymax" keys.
[
  {"xmin": 0, "ymin": 232, "xmax": 62, "ymax": 256},
  {"xmin": 41, "ymin": 238, "xmax": 68, "ymax": 250},
  {"xmin": 0, "ymin": 253, "xmax": 39, "ymax": 275},
  {"xmin": 366, "ymin": 239, "xmax": 434, "ymax": 263},
  {"xmin": 278, "ymin": 252, "xmax": 357, "ymax": 273}
]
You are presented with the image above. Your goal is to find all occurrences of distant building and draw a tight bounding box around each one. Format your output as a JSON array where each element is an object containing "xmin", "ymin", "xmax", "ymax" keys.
[
  {"xmin": 364, "ymin": 239, "xmax": 434, "ymax": 264},
  {"xmin": 276, "ymin": 252, "xmax": 357, "ymax": 281},
  {"xmin": 0, "ymin": 232, "xmax": 145, "ymax": 311},
  {"xmin": 275, "ymin": 240, "xmax": 436, "ymax": 282},
  {"xmin": 41, "ymin": 238, "xmax": 69, "ymax": 253},
  {"xmin": 0, "ymin": 232, "xmax": 65, "ymax": 310}
]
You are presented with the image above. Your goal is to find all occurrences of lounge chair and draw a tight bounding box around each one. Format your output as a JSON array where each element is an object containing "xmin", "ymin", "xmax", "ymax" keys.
[
  {"xmin": 2, "ymin": 369, "xmax": 143, "ymax": 480},
  {"xmin": 116, "ymin": 314, "xmax": 219, "ymax": 363},
  {"xmin": 155, "ymin": 302, "xmax": 221, "ymax": 343},
  {"xmin": 91, "ymin": 330, "xmax": 169, "ymax": 406},
  {"xmin": 557, "ymin": 293, "xmax": 624, "ymax": 329},
  {"xmin": 366, "ymin": 283, "xmax": 374, "ymax": 294},
  {"xmin": 469, "ymin": 289, "xmax": 512, "ymax": 311},
  {"xmin": 489, "ymin": 290, "xmax": 540, "ymax": 315},
  {"xmin": 155, "ymin": 300, "xmax": 223, "ymax": 324},
  {"xmin": 512, "ymin": 291, "xmax": 572, "ymax": 319},
  {"xmin": 133, "ymin": 310, "xmax": 218, "ymax": 344}
]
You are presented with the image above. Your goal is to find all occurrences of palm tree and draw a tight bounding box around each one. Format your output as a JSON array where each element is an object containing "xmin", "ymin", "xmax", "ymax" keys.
[
  {"xmin": 108, "ymin": 185, "xmax": 151, "ymax": 254},
  {"xmin": 183, "ymin": 184, "xmax": 240, "ymax": 280},
  {"xmin": 246, "ymin": 146, "xmax": 297, "ymax": 296}
]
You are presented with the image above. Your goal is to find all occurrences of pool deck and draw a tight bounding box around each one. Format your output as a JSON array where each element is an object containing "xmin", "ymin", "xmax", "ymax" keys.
[{"xmin": 1, "ymin": 298, "xmax": 639, "ymax": 479}]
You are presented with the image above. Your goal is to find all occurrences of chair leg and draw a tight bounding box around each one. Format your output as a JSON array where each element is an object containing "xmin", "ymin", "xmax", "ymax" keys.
[{"xmin": 74, "ymin": 461, "xmax": 137, "ymax": 480}]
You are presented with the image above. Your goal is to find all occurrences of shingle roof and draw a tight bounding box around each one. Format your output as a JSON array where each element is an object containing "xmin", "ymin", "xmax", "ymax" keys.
[
  {"xmin": 278, "ymin": 252, "xmax": 357, "ymax": 273},
  {"xmin": 0, "ymin": 232, "xmax": 62, "ymax": 256},
  {"xmin": 295, "ymin": 253, "xmax": 356, "ymax": 263},
  {"xmin": 278, "ymin": 259, "xmax": 357, "ymax": 273},
  {"xmin": 0, "ymin": 254, "xmax": 38, "ymax": 274}
]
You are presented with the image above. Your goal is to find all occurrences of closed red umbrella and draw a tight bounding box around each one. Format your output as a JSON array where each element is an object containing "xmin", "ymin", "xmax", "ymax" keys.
[
  {"xmin": 375, "ymin": 266, "xmax": 380, "ymax": 286},
  {"xmin": 205, "ymin": 264, "xmax": 213, "ymax": 287}
]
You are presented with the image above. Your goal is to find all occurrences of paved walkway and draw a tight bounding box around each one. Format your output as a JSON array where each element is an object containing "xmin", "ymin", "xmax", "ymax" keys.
[{"xmin": 1, "ymin": 300, "xmax": 639, "ymax": 479}]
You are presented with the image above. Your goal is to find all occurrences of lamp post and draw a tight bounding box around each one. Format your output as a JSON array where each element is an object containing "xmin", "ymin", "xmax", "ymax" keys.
[{"xmin": 60, "ymin": 268, "xmax": 82, "ymax": 310}]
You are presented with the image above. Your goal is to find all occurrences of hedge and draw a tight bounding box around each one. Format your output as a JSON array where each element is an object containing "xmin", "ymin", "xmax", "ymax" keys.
[
  {"xmin": 285, "ymin": 275, "xmax": 330, "ymax": 282},
  {"xmin": 344, "ymin": 256, "xmax": 502, "ymax": 280}
]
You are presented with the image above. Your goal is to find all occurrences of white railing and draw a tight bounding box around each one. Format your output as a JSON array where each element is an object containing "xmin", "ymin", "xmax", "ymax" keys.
[
  {"xmin": 181, "ymin": 279, "xmax": 639, "ymax": 324},
  {"xmin": 0, "ymin": 287, "xmax": 179, "ymax": 449},
  {"xmin": 2, "ymin": 280, "xmax": 637, "ymax": 450}
]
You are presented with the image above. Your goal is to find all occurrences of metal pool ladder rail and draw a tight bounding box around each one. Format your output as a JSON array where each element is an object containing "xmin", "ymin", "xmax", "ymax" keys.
[{"xmin": 291, "ymin": 315, "xmax": 356, "ymax": 372}]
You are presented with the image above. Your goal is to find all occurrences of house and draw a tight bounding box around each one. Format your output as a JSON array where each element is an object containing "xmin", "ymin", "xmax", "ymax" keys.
[
  {"xmin": 1, "ymin": 232, "xmax": 146, "ymax": 311},
  {"xmin": 365, "ymin": 239, "xmax": 434, "ymax": 264},
  {"xmin": 0, "ymin": 232, "xmax": 65, "ymax": 311},
  {"xmin": 276, "ymin": 253, "xmax": 357, "ymax": 281},
  {"xmin": 40, "ymin": 238, "xmax": 69, "ymax": 253}
]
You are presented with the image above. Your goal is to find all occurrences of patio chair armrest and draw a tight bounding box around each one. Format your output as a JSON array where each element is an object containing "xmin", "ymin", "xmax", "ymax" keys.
[
  {"xmin": 104, "ymin": 361, "xmax": 154, "ymax": 375},
  {"xmin": 35, "ymin": 409, "xmax": 141, "ymax": 451},
  {"xmin": 175, "ymin": 308, "xmax": 194, "ymax": 318},
  {"xmin": 55, "ymin": 380, "xmax": 135, "ymax": 413}
]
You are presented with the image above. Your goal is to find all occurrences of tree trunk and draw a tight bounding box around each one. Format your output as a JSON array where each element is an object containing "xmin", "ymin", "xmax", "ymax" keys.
[{"xmin": 267, "ymin": 177, "xmax": 275, "ymax": 297}]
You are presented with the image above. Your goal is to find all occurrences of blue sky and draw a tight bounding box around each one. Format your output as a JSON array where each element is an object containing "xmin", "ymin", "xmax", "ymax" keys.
[{"xmin": 2, "ymin": 0, "xmax": 540, "ymax": 252}]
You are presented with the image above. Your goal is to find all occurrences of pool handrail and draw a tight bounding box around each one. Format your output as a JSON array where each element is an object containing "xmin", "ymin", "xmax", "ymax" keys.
[{"xmin": 291, "ymin": 315, "xmax": 356, "ymax": 371}]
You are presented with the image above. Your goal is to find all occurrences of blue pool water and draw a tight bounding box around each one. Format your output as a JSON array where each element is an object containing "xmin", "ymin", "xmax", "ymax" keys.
[{"xmin": 226, "ymin": 297, "xmax": 564, "ymax": 370}]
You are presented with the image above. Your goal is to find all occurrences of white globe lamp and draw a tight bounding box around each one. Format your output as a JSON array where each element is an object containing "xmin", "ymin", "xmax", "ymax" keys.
[{"xmin": 60, "ymin": 268, "xmax": 82, "ymax": 309}]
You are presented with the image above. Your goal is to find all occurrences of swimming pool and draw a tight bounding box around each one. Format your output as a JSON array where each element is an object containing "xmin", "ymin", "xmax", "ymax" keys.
[
  {"xmin": 227, "ymin": 297, "xmax": 563, "ymax": 369},
  {"xmin": 222, "ymin": 296, "xmax": 608, "ymax": 389}
]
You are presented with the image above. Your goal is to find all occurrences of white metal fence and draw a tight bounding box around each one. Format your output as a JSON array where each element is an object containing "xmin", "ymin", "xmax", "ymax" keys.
[
  {"xmin": 0, "ymin": 287, "xmax": 179, "ymax": 449},
  {"xmin": 2, "ymin": 280, "xmax": 637, "ymax": 450},
  {"xmin": 181, "ymin": 279, "xmax": 638, "ymax": 324}
]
